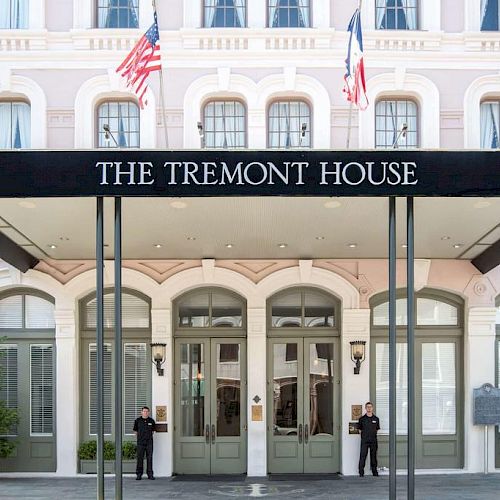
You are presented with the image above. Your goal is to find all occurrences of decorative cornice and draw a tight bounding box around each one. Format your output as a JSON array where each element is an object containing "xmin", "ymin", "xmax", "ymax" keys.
[
  {"xmin": 216, "ymin": 260, "xmax": 298, "ymax": 284},
  {"xmin": 35, "ymin": 259, "xmax": 95, "ymax": 284}
]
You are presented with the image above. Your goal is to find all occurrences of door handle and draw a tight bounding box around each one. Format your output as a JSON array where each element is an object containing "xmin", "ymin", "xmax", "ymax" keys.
[
  {"xmin": 205, "ymin": 424, "xmax": 210, "ymax": 444},
  {"xmin": 211, "ymin": 424, "xmax": 216, "ymax": 444},
  {"xmin": 298, "ymin": 424, "xmax": 303, "ymax": 444},
  {"xmin": 304, "ymin": 423, "xmax": 309, "ymax": 444}
]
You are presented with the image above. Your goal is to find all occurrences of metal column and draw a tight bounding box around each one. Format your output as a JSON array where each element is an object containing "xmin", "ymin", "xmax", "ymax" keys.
[
  {"xmin": 389, "ymin": 197, "xmax": 397, "ymax": 500},
  {"xmin": 96, "ymin": 197, "xmax": 104, "ymax": 500},
  {"xmin": 115, "ymin": 197, "xmax": 123, "ymax": 499},
  {"xmin": 407, "ymin": 197, "xmax": 415, "ymax": 499}
]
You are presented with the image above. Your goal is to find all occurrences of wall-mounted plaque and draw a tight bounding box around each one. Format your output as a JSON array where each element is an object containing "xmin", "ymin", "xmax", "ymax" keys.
[
  {"xmin": 351, "ymin": 405, "xmax": 362, "ymax": 421},
  {"xmin": 473, "ymin": 383, "xmax": 500, "ymax": 425},
  {"xmin": 349, "ymin": 422, "xmax": 360, "ymax": 435},
  {"xmin": 155, "ymin": 423, "xmax": 168, "ymax": 433},
  {"xmin": 156, "ymin": 405, "xmax": 167, "ymax": 423},
  {"xmin": 252, "ymin": 405, "xmax": 263, "ymax": 421}
]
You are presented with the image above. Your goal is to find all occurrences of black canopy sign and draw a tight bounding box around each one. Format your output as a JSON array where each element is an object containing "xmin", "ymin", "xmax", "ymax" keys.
[{"xmin": 0, "ymin": 150, "xmax": 499, "ymax": 198}]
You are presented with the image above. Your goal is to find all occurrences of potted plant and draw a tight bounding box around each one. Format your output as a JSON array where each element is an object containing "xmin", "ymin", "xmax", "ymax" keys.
[{"xmin": 78, "ymin": 440, "xmax": 138, "ymax": 473}]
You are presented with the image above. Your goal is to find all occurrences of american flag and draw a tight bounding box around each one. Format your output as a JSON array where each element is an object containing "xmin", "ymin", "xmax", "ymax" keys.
[
  {"xmin": 116, "ymin": 12, "xmax": 162, "ymax": 109},
  {"xmin": 343, "ymin": 9, "xmax": 368, "ymax": 110}
]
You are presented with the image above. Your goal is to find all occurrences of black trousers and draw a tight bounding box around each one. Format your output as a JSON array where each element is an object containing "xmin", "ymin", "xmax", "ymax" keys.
[
  {"xmin": 136, "ymin": 440, "xmax": 153, "ymax": 477},
  {"xmin": 359, "ymin": 440, "xmax": 378, "ymax": 474}
]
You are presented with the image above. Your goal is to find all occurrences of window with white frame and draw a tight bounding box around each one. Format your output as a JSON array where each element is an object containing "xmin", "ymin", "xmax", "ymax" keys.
[
  {"xmin": 97, "ymin": 0, "xmax": 139, "ymax": 29},
  {"xmin": 481, "ymin": 0, "xmax": 499, "ymax": 31},
  {"xmin": 480, "ymin": 101, "xmax": 499, "ymax": 149},
  {"xmin": 203, "ymin": 100, "xmax": 246, "ymax": 148},
  {"xmin": 97, "ymin": 101, "xmax": 140, "ymax": 148},
  {"xmin": 0, "ymin": 345, "xmax": 18, "ymax": 436},
  {"xmin": 376, "ymin": 0, "xmax": 418, "ymax": 30},
  {"xmin": 375, "ymin": 99, "xmax": 418, "ymax": 148},
  {"xmin": 30, "ymin": 344, "xmax": 54, "ymax": 436},
  {"xmin": 204, "ymin": 0, "xmax": 246, "ymax": 27},
  {"xmin": 0, "ymin": 102, "xmax": 31, "ymax": 149},
  {"xmin": 0, "ymin": 0, "xmax": 28, "ymax": 29},
  {"xmin": 268, "ymin": 0, "xmax": 310, "ymax": 28},
  {"xmin": 268, "ymin": 100, "xmax": 311, "ymax": 148}
]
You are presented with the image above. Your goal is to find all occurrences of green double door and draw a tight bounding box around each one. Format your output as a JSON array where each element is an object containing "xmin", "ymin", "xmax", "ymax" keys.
[
  {"xmin": 174, "ymin": 338, "xmax": 247, "ymax": 475},
  {"xmin": 267, "ymin": 337, "xmax": 340, "ymax": 474}
]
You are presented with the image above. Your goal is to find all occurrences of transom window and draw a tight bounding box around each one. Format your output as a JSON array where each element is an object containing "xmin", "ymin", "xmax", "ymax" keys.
[
  {"xmin": 0, "ymin": 294, "xmax": 55, "ymax": 329},
  {"xmin": 97, "ymin": 101, "xmax": 140, "ymax": 148},
  {"xmin": 481, "ymin": 0, "xmax": 499, "ymax": 31},
  {"xmin": 0, "ymin": 0, "xmax": 28, "ymax": 28},
  {"xmin": 177, "ymin": 289, "xmax": 245, "ymax": 328},
  {"xmin": 375, "ymin": 99, "xmax": 418, "ymax": 149},
  {"xmin": 204, "ymin": 0, "xmax": 246, "ymax": 28},
  {"xmin": 97, "ymin": 0, "xmax": 139, "ymax": 29},
  {"xmin": 480, "ymin": 101, "xmax": 499, "ymax": 149},
  {"xmin": 203, "ymin": 100, "xmax": 246, "ymax": 148},
  {"xmin": 0, "ymin": 102, "xmax": 30, "ymax": 149},
  {"xmin": 268, "ymin": 100, "xmax": 311, "ymax": 148},
  {"xmin": 376, "ymin": 0, "xmax": 418, "ymax": 30},
  {"xmin": 268, "ymin": 0, "xmax": 310, "ymax": 28},
  {"xmin": 270, "ymin": 289, "xmax": 336, "ymax": 328}
]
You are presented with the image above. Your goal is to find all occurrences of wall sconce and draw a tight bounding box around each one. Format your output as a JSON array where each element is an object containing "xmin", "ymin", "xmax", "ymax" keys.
[
  {"xmin": 151, "ymin": 343, "xmax": 166, "ymax": 376},
  {"xmin": 350, "ymin": 340, "xmax": 366, "ymax": 375}
]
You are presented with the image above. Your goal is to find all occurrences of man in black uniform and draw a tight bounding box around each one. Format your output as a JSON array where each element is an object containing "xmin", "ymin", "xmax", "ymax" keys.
[
  {"xmin": 133, "ymin": 406, "xmax": 156, "ymax": 480},
  {"xmin": 358, "ymin": 401, "xmax": 380, "ymax": 477}
]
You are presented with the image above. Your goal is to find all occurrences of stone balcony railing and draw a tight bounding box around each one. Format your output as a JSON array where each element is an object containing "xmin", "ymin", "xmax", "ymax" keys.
[
  {"xmin": 463, "ymin": 33, "xmax": 500, "ymax": 51},
  {"xmin": 0, "ymin": 30, "xmax": 47, "ymax": 51}
]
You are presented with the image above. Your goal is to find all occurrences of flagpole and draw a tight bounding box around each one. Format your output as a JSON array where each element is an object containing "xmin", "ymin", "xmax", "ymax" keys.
[
  {"xmin": 152, "ymin": 0, "xmax": 169, "ymax": 148},
  {"xmin": 346, "ymin": 0, "xmax": 363, "ymax": 149}
]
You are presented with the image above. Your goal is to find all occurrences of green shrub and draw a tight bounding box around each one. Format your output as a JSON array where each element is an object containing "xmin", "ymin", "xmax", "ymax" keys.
[
  {"xmin": 78, "ymin": 440, "xmax": 97, "ymax": 460},
  {"xmin": 122, "ymin": 441, "xmax": 137, "ymax": 460},
  {"xmin": 78, "ymin": 440, "xmax": 136, "ymax": 460}
]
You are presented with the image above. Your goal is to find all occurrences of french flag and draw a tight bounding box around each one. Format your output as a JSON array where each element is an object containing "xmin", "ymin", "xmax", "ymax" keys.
[{"xmin": 343, "ymin": 9, "xmax": 368, "ymax": 110}]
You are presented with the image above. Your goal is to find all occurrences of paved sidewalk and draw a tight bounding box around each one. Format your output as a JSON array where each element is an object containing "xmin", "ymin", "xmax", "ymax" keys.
[{"xmin": 0, "ymin": 474, "xmax": 500, "ymax": 499}]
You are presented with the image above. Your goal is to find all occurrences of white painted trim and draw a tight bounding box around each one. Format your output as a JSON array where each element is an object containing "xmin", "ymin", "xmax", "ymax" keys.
[
  {"xmin": 464, "ymin": 73, "xmax": 500, "ymax": 148},
  {"xmin": 313, "ymin": 0, "xmax": 330, "ymax": 29},
  {"xmin": 74, "ymin": 0, "xmax": 152, "ymax": 29},
  {"xmin": 464, "ymin": 0, "xmax": 481, "ymax": 31},
  {"xmin": 0, "ymin": 75, "xmax": 47, "ymax": 149},
  {"xmin": 74, "ymin": 74, "xmax": 156, "ymax": 148},
  {"xmin": 248, "ymin": 0, "xmax": 265, "ymax": 28},
  {"xmin": 359, "ymin": 71, "xmax": 440, "ymax": 148},
  {"xmin": 29, "ymin": 0, "xmax": 45, "ymax": 30},
  {"xmin": 183, "ymin": 0, "xmax": 202, "ymax": 29}
]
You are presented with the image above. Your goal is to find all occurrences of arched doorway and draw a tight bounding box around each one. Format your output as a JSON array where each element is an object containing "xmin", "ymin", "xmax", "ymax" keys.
[
  {"xmin": 0, "ymin": 288, "xmax": 56, "ymax": 472},
  {"xmin": 370, "ymin": 288, "xmax": 464, "ymax": 469},
  {"xmin": 266, "ymin": 287, "xmax": 341, "ymax": 474},
  {"xmin": 173, "ymin": 287, "xmax": 247, "ymax": 475}
]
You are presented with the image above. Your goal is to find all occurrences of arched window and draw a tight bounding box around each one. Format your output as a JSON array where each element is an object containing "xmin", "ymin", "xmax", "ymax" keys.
[
  {"xmin": 0, "ymin": 290, "xmax": 55, "ymax": 472},
  {"xmin": 176, "ymin": 288, "xmax": 245, "ymax": 329},
  {"xmin": 97, "ymin": 0, "xmax": 139, "ymax": 28},
  {"xmin": 203, "ymin": 100, "xmax": 246, "ymax": 148},
  {"xmin": 268, "ymin": 100, "xmax": 311, "ymax": 148},
  {"xmin": 268, "ymin": 0, "xmax": 310, "ymax": 28},
  {"xmin": 0, "ymin": 101, "xmax": 31, "ymax": 149},
  {"xmin": 204, "ymin": 0, "xmax": 246, "ymax": 27},
  {"xmin": 370, "ymin": 289, "xmax": 463, "ymax": 469},
  {"xmin": 376, "ymin": 0, "xmax": 418, "ymax": 30},
  {"xmin": 0, "ymin": 0, "xmax": 28, "ymax": 28},
  {"xmin": 375, "ymin": 99, "xmax": 418, "ymax": 148},
  {"xmin": 79, "ymin": 289, "xmax": 151, "ymax": 442},
  {"xmin": 481, "ymin": 0, "xmax": 499, "ymax": 31},
  {"xmin": 480, "ymin": 100, "xmax": 500, "ymax": 149},
  {"xmin": 96, "ymin": 100, "xmax": 140, "ymax": 148}
]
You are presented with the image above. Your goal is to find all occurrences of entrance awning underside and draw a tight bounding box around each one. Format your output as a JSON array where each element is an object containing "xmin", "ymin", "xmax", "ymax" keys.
[{"xmin": 0, "ymin": 197, "xmax": 498, "ymax": 269}]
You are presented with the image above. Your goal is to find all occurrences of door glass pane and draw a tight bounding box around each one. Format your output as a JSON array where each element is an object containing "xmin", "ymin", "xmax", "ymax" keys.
[
  {"xmin": 422, "ymin": 343, "xmax": 456, "ymax": 435},
  {"xmin": 273, "ymin": 343, "xmax": 298, "ymax": 436},
  {"xmin": 309, "ymin": 343, "xmax": 334, "ymax": 436},
  {"xmin": 216, "ymin": 343, "xmax": 240, "ymax": 437},
  {"xmin": 271, "ymin": 292, "xmax": 302, "ymax": 327},
  {"xmin": 304, "ymin": 291, "xmax": 335, "ymax": 327},
  {"xmin": 376, "ymin": 343, "xmax": 407, "ymax": 434},
  {"xmin": 180, "ymin": 343, "xmax": 205, "ymax": 436}
]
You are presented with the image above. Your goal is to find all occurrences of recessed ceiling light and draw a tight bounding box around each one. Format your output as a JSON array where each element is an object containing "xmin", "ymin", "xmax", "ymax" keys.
[
  {"xmin": 154, "ymin": 244, "xmax": 162, "ymax": 248},
  {"xmin": 441, "ymin": 236, "xmax": 451, "ymax": 241},
  {"xmin": 187, "ymin": 236, "xmax": 196, "ymax": 241},
  {"xmin": 103, "ymin": 244, "xmax": 109, "ymax": 248},
  {"xmin": 225, "ymin": 243, "xmax": 234, "ymax": 248},
  {"xmin": 48, "ymin": 244, "xmax": 57, "ymax": 249},
  {"xmin": 401, "ymin": 244, "xmax": 408, "ymax": 248},
  {"xmin": 278, "ymin": 243, "xmax": 288, "ymax": 248},
  {"xmin": 453, "ymin": 244, "xmax": 463, "ymax": 249},
  {"xmin": 59, "ymin": 236, "xmax": 70, "ymax": 241},
  {"xmin": 18, "ymin": 200, "xmax": 36, "ymax": 209},
  {"xmin": 348, "ymin": 243, "xmax": 357, "ymax": 248},
  {"xmin": 324, "ymin": 200, "xmax": 341, "ymax": 209},
  {"xmin": 473, "ymin": 200, "xmax": 491, "ymax": 209},
  {"xmin": 170, "ymin": 200, "xmax": 187, "ymax": 209},
  {"xmin": 316, "ymin": 236, "xmax": 325, "ymax": 240}
]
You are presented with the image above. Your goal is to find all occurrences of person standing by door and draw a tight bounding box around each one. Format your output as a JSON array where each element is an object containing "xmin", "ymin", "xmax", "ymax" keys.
[
  {"xmin": 358, "ymin": 402, "xmax": 380, "ymax": 477},
  {"xmin": 133, "ymin": 406, "xmax": 156, "ymax": 480}
]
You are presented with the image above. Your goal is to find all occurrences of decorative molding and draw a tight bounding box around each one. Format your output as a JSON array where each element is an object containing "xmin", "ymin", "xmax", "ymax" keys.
[
  {"xmin": 463, "ymin": 275, "xmax": 497, "ymax": 307},
  {"xmin": 216, "ymin": 260, "xmax": 298, "ymax": 284},
  {"xmin": 47, "ymin": 109, "xmax": 75, "ymax": 127},
  {"xmin": 35, "ymin": 259, "xmax": 96, "ymax": 284},
  {"xmin": 123, "ymin": 260, "xmax": 202, "ymax": 284}
]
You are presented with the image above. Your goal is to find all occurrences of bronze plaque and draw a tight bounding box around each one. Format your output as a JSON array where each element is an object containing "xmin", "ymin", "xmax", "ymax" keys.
[
  {"xmin": 156, "ymin": 405, "xmax": 167, "ymax": 423},
  {"xmin": 251, "ymin": 405, "xmax": 263, "ymax": 421},
  {"xmin": 349, "ymin": 421, "xmax": 360, "ymax": 434},
  {"xmin": 351, "ymin": 404, "xmax": 362, "ymax": 421},
  {"xmin": 155, "ymin": 423, "xmax": 168, "ymax": 433}
]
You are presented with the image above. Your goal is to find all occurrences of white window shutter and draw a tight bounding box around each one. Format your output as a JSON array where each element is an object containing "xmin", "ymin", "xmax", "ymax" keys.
[
  {"xmin": 89, "ymin": 343, "xmax": 113, "ymax": 435},
  {"xmin": 0, "ymin": 345, "xmax": 18, "ymax": 436},
  {"xmin": 30, "ymin": 344, "xmax": 54, "ymax": 435},
  {"xmin": 124, "ymin": 343, "xmax": 148, "ymax": 435},
  {"xmin": 0, "ymin": 296, "xmax": 23, "ymax": 328}
]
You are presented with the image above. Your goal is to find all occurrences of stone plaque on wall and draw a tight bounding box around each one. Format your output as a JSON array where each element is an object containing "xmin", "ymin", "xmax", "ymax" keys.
[
  {"xmin": 351, "ymin": 405, "xmax": 362, "ymax": 421},
  {"xmin": 156, "ymin": 405, "xmax": 167, "ymax": 423},
  {"xmin": 473, "ymin": 384, "xmax": 500, "ymax": 425},
  {"xmin": 252, "ymin": 405, "xmax": 263, "ymax": 421}
]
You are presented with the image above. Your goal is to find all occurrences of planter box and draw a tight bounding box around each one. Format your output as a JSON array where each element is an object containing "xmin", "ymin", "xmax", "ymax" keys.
[{"xmin": 80, "ymin": 459, "xmax": 139, "ymax": 474}]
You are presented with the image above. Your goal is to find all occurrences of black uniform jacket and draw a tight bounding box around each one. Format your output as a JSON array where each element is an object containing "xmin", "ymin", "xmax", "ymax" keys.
[
  {"xmin": 133, "ymin": 417, "xmax": 156, "ymax": 445},
  {"xmin": 358, "ymin": 414, "xmax": 380, "ymax": 443}
]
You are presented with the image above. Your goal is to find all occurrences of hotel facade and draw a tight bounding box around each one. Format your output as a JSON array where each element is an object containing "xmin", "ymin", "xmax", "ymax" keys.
[{"xmin": 0, "ymin": 0, "xmax": 500, "ymax": 478}]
